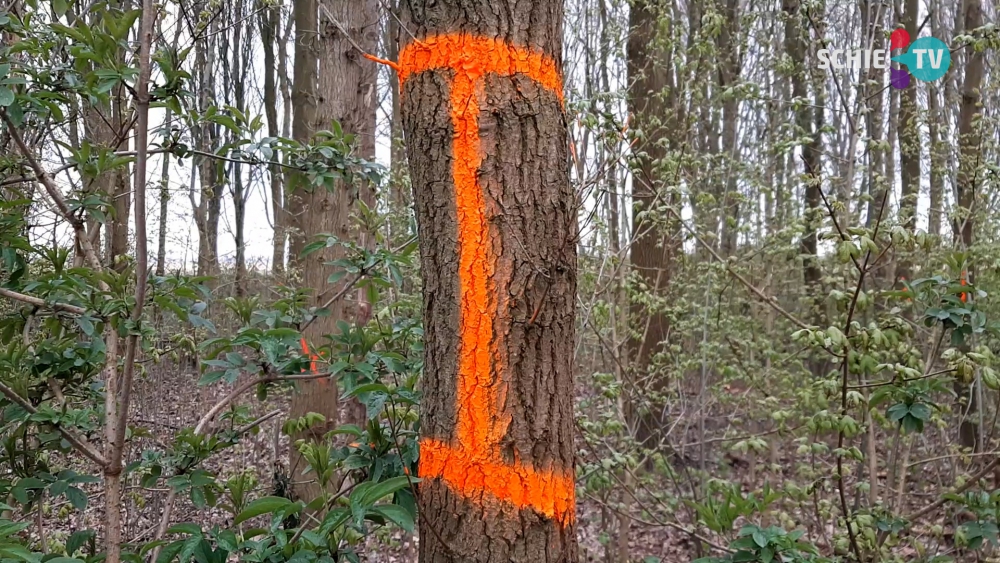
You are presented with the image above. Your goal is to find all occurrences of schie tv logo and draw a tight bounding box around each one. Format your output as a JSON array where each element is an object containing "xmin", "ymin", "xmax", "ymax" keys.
[{"xmin": 817, "ymin": 28, "xmax": 951, "ymax": 89}]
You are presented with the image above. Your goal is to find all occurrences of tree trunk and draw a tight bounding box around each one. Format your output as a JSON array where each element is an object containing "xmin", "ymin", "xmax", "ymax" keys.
[
  {"xmin": 287, "ymin": 0, "xmax": 378, "ymax": 502},
  {"xmin": 287, "ymin": 0, "xmax": 318, "ymax": 271},
  {"xmin": 626, "ymin": 0, "xmax": 678, "ymax": 453},
  {"xmin": 864, "ymin": 0, "xmax": 887, "ymax": 229},
  {"xmin": 718, "ymin": 0, "xmax": 741, "ymax": 257},
  {"xmin": 927, "ymin": 82, "xmax": 943, "ymax": 237},
  {"xmin": 233, "ymin": 0, "xmax": 250, "ymax": 296},
  {"xmin": 260, "ymin": 0, "xmax": 286, "ymax": 274},
  {"xmin": 955, "ymin": 0, "xmax": 984, "ymax": 451},
  {"xmin": 896, "ymin": 0, "xmax": 919, "ymax": 282},
  {"xmin": 156, "ymin": 109, "xmax": 171, "ymax": 277},
  {"xmin": 105, "ymin": 91, "xmax": 130, "ymax": 271},
  {"xmin": 398, "ymin": 2, "xmax": 578, "ymax": 560},
  {"xmin": 191, "ymin": 19, "xmax": 220, "ymax": 279},
  {"xmin": 784, "ymin": 0, "xmax": 822, "ymax": 316}
]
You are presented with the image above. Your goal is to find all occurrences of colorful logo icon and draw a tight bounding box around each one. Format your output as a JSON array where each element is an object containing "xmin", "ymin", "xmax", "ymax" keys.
[{"xmin": 890, "ymin": 29, "xmax": 951, "ymax": 89}]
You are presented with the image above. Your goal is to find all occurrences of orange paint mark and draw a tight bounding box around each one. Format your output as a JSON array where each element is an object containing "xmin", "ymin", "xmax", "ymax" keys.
[
  {"xmin": 299, "ymin": 337, "xmax": 325, "ymax": 384},
  {"xmin": 399, "ymin": 34, "xmax": 574, "ymax": 525}
]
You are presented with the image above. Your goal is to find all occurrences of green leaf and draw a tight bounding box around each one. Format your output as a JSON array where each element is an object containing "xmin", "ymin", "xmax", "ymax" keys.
[
  {"xmin": 0, "ymin": 88, "xmax": 13, "ymax": 107},
  {"xmin": 233, "ymin": 496, "xmax": 292, "ymax": 525},
  {"xmin": 0, "ymin": 544, "xmax": 39, "ymax": 563},
  {"xmin": 909, "ymin": 402, "xmax": 932, "ymax": 421},
  {"xmin": 155, "ymin": 540, "xmax": 185, "ymax": 563},
  {"xmin": 0, "ymin": 521, "xmax": 29, "ymax": 538},
  {"xmin": 370, "ymin": 504, "xmax": 414, "ymax": 533},
  {"xmin": 190, "ymin": 486, "xmax": 206, "ymax": 508},
  {"xmin": 362, "ymin": 476, "xmax": 415, "ymax": 505},
  {"xmin": 65, "ymin": 486, "xmax": 87, "ymax": 510},
  {"xmin": 344, "ymin": 383, "xmax": 389, "ymax": 398},
  {"xmin": 75, "ymin": 316, "xmax": 94, "ymax": 336},
  {"xmin": 66, "ymin": 530, "xmax": 95, "ymax": 556},
  {"xmin": 886, "ymin": 403, "xmax": 909, "ymax": 423},
  {"xmin": 166, "ymin": 523, "xmax": 201, "ymax": 536},
  {"xmin": 901, "ymin": 414, "xmax": 924, "ymax": 434}
]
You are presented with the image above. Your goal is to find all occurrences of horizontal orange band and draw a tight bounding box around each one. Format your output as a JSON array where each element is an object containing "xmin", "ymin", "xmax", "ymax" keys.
[
  {"xmin": 398, "ymin": 33, "xmax": 564, "ymax": 105},
  {"xmin": 420, "ymin": 438, "xmax": 575, "ymax": 525}
]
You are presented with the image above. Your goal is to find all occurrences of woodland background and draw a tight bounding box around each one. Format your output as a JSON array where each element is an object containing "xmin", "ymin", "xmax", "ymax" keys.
[{"xmin": 1, "ymin": 0, "xmax": 999, "ymax": 561}]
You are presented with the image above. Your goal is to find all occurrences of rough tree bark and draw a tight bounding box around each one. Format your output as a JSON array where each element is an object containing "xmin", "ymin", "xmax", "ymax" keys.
[{"xmin": 398, "ymin": 1, "xmax": 578, "ymax": 560}]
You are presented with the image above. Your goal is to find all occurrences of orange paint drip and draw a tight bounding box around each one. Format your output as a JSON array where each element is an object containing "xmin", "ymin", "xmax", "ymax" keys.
[
  {"xmin": 362, "ymin": 52, "xmax": 401, "ymax": 74},
  {"xmin": 399, "ymin": 34, "xmax": 574, "ymax": 524}
]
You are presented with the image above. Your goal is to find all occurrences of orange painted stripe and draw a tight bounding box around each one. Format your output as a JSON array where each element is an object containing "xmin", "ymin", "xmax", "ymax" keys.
[{"xmin": 399, "ymin": 34, "xmax": 574, "ymax": 524}]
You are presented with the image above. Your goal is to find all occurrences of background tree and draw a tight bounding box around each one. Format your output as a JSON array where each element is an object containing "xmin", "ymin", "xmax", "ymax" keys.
[{"xmin": 287, "ymin": 0, "xmax": 379, "ymax": 503}]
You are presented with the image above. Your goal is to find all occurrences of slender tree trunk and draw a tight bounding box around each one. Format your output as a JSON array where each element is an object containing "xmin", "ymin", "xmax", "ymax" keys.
[
  {"xmin": 927, "ymin": 82, "xmax": 943, "ymax": 237},
  {"xmin": 955, "ymin": 0, "xmax": 984, "ymax": 451},
  {"xmin": 192, "ymin": 18, "xmax": 219, "ymax": 279},
  {"xmin": 927, "ymin": 0, "xmax": 944, "ymax": 238},
  {"xmin": 230, "ymin": 0, "xmax": 249, "ymax": 296},
  {"xmin": 208, "ymin": 11, "xmax": 235, "ymax": 282},
  {"xmin": 287, "ymin": 0, "xmax": 318, "ymax": 271},
  {"xmin": 718, "ymin": 0, "xmax": 741, "ymax": 256},
  {"xmin": 156, "ymin": 109, "xmax": 171, "ymax": 277},
  {"xmin": 865, "ymin": 0, "xmax": 887, "ymax": 229},
  {"xmin": 896, "ymin": 0, "xmax": 919, "ymax": 282},
  {"xmin": 387, "ymin": 0, "xmax": 407, "ymax": 207},
  {"xmin": 399, "ymin": 2, "xmax": 578, "ymax": 560},
  {"xmin": 79, "ymin": 3, "xmax": 129, "ymax": 269},
  {"xmin": 260, "ymin": 0, "xmax": 286, "ymax": 274},
  {"xmin": 784, "ymin": 0, "xmax": 822, "ymax": 313}
]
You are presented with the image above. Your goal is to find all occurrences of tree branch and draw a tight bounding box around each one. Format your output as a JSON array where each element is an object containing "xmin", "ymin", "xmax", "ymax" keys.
[
  {"xmin": 0, "ymin": 287, "xmax": 87, "ymax": 316},
  {"xmin": 0, "ymin": 380, "xmax": 108, "ymax": 467},
  {"xmin": 0, "ymin": 110, "xmax": 105, "ymax": 275}
]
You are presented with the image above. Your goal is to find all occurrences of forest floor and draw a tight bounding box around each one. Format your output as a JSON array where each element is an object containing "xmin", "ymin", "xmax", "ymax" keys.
[{"xmin": 36, "ymin": 359, "xmax": 691, "ymax": 562}]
